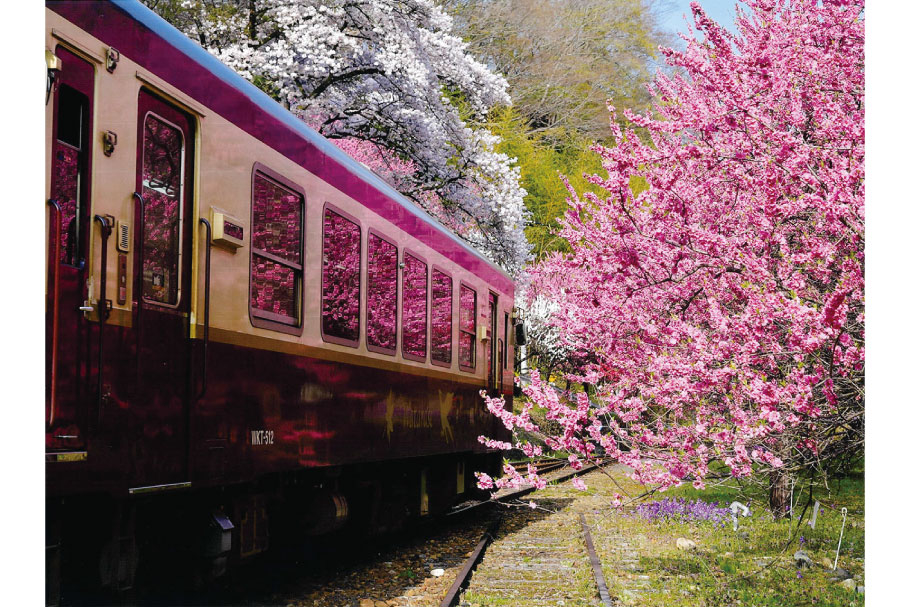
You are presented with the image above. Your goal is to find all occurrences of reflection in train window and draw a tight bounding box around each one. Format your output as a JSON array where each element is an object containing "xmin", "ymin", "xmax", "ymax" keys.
[
  {"xmin": 431, "ymin": 270, "xmax": 453, "ymax": 364},
  {"xmin": 322, "ymin": 208, "xmax": 361, "ymax": 343},
  {"xmin": 459, "ymin": 285, "xmax": 476, "ymax": 369},
  {"xmin": 51, "ymin": 85, "xmax": 88, "ymax": 266},
  {"xmin": 367, "ymin": 233, "xmax": 397, "ymax": 352},
  {"xmin": 402, "ymin": 253, "xmax": 427, "ymax": 360},
  {"xmin": 141, "ymin": 113, "xmax": 184, "ymax": 305},
  {"xmin": 250, "ymin": 171, "xmax": 303, "ymax": 326}
]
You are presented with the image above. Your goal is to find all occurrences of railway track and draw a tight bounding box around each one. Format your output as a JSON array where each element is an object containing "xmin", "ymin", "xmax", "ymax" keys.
[
  {"xmin": 509, "ymin": 457, "xmax": 568, "ymax": 477},
  {"xmin": 441, "ymin": 465, "xmax": 613, "ymax": 607}
]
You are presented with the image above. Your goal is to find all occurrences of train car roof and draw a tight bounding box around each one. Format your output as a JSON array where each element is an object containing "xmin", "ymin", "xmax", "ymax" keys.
[{"xmin": 47, "ymin": 0, "xmax": 514, "ymax": 296}]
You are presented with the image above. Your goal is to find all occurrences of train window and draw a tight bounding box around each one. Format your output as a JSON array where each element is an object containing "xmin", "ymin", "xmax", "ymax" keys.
[
  {"xmin": 402, "ymin": 252, "xmax": 428, "ymax": 361},
  {"xmin": 141, "ymin": 113, "xmax": 185, "ymax": 306},
  {"xmin": 51, "ymin": 84, "xmax": 88, "ymax": 266},
  {"xmin": 367, "ymin": 232, "xmax": 398, "ymax": 353},
  {"xmin": 459, "ymin": 284, "xmax": 476, "ymax": 370},
  {"xmin": 431, "ymin": 269, "xmax": 453, "ymax": 365},
  {"xmin": 322, "ymin": 207, "xmax": 361, "ymax": 344},
  {"xmin": 250, "ymin": 170, "xmax": 303, "ymax": 327}
]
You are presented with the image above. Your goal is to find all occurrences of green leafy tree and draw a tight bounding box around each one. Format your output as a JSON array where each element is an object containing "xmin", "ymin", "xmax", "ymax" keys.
[{"xmin": 444, "ymin": 0, "xmax": 672, "ymax": 143}]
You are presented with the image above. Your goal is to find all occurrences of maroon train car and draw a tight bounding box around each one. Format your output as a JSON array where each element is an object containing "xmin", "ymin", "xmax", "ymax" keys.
[{"xmin": 45, "ymin": 0, "xmax": 515, "ymax": 601}]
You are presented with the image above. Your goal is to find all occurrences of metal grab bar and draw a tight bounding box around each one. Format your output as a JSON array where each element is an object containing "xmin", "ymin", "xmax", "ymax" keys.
[
  {"xmin": 197, "ymin": 218, "xmax": 212, "ymax": 399},
  {"xmin": 93, "ymin": 215, "xmax": 112, "ymax": 420},
  {"xmin": 47, "ymin": 199, "xmax": 62, "ymax": 426},
  {"xmin": 131, "ymin": 192, "xmax": 145, "ymax": 392}
]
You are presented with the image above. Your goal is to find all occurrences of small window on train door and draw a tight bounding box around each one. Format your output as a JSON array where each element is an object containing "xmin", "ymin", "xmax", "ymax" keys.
[
  {"xmin": 366, "ymin": 231, "xmax": 398, "ymax": 354},
  {"xmin": 402, "ymin": 252, "xmax": 428, "ymax": 361},
  {"xmin": 51, "ymin": 85, "xmax": 88, "ymax": 267},
  {"xmin": 140, "ymin": 112, "xmax": 186, "ymax": 307},
  {"xmin": 50, "ymin": 46, "xmax": 93, "ymax": 269},
  {"xmin": 249, "ymin": 166, "xmax": 304, "ymax": 333},
  {"xmin": 459, "ymin": 284, "xmax": 477, "ymax": 371},
  {"xmin": 322, "ymin": 205, "xmax": 361, "ymax": 346},
  {"xmin": 431, "ymin": 268, "xmax": 453, "ymax": 366}
]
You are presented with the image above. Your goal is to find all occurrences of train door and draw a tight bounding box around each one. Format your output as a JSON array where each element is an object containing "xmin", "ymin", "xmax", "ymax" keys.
[
  {"xmin": 487, "ymin": 292, "xmax": 498, "ymax": 394},
  {"xmin": 501, "ymin": 311, "xmax": 508, "ymax": 389},
  {"xmin": 130, "ymin": 90, "xmax": 195, "ymax": 488},
  {"xmin": 46, "ymin": 46, "xmax": 94, "ymax": 454}
]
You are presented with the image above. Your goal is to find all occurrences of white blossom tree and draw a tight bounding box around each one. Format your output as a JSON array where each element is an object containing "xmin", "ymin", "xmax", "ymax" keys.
[{"xmin": 145, "ymin": 0, "xmax": 530, "ymax": 272}]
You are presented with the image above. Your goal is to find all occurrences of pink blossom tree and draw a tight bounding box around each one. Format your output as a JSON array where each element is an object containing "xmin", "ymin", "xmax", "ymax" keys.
[{"xmin": 480, "ymin": 0, "xmax": 864, "ymax": 516}]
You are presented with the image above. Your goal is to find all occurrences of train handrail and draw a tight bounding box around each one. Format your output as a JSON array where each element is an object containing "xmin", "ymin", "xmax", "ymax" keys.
[
  {"xmin": 131, "ymin": 192, "xmax": 145, "ymax": 392},
  {"xmin": 93, "ymin": 214, "xmax": 112, "ymax": 421},
  {"xmin": 47, "ymin": 199, "xmax": 62, "ymax": 426},
  {"xmin": 197, "ymin": 217, "xmax": 212, "ymax": 399}
]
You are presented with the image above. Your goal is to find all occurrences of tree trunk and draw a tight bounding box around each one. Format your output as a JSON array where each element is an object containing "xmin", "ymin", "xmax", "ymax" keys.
[{"xmin": 769, "ymin": 470, "xmax": 791, "ymax": 519}]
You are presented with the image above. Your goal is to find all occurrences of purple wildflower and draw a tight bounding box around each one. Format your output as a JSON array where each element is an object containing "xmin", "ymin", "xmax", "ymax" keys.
[{"xmin": 630, "ymin": 497, "xmax": 730, "ymax": 526}]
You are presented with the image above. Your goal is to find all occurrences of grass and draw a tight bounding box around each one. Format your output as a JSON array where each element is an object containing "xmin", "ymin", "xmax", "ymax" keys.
[{"xmin": 587, "ymin": 467, "xmax": 865, "ymax": 606}]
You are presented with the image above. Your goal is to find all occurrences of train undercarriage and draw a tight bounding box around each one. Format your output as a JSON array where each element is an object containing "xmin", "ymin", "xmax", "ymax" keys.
[{"xmin": 46, "ymin": 451, "xmax": 501, "ymax": 605}]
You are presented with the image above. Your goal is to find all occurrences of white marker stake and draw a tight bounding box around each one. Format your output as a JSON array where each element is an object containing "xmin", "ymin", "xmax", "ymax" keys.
[
  {"xmin": 808, "ymin": 500, "xmax": 820, "ymax": 530},
  {"xmin": 730, "ymin": 501, "xmax": 751, "ymax": 531},
  {"xmin": 788, "ymin": 478, "xmax": 795, "ymax": 539},
  {"xmin": 833, "ymin": 507, "xmax": 847, "ymax": 570}
]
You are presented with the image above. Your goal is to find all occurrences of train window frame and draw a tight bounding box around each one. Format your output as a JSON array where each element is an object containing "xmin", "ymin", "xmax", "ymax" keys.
[
  {"xmin": 320, "ymin": 202, "xmax": 363, "ymax": 348},
  {"xmin": 458, "ymin": 281, "xmax": 478, "ymax": 372},
  {"xmin": 401, "ymin": 249, "xmax": 429, "ymax": 363},
  {"xmin": 139, "ymin": 109, "xmax": 187, "ymax": 309},
  {"xmin": 49, "ymin": 44, "xmax": 94, "ymax": 270},
  {"xmin": 248, "ymin": 162, "xmax": 305, "ymax": 336},
  {"xmin": 430, "ymin": 266, "xmax": 454, "ymax": 368},
  {"xmin": 365, "ymin": 228, "xmax": 399, "ymax": 356}
]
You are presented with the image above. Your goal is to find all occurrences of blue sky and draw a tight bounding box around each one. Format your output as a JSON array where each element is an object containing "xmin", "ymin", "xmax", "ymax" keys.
[{"xmin": 658, "ymin": 0, "xmax": 744, "ymax": 40}]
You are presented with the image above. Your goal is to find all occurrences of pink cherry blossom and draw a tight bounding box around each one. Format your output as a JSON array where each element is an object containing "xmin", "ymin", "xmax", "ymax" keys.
[{"xmin": 482, "ymin": 0, "xmax": 864, "ymax": 497}]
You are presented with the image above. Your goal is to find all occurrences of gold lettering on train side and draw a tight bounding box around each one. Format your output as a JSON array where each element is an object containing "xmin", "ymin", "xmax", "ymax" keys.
[
  {"xmin": 384, "ymin": 390, "xmax": 441, "ymax": 441},
  {"xmin": 405, "ymin": 406, "xmax": 433, "ymax": 430},
  {"xmin": 438, "ymin": 390, "xmax": 454, "ymax": 444}
]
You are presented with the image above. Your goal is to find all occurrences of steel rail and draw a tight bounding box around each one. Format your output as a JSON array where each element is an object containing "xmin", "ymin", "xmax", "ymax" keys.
[
  {"xmin": 439, "ymin": 462, "xmax": 602, "ymax": 606},
  {"xmin": 438, "ymin": 514, "xmax": 501, "ymax": 607},
  {"xmin": 447, "ymin": 463, "xmax": 598, "ymax": 517},
  {"xmin": 580, "ymin": 512, "xmax": 613, "ymax": 606}
]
